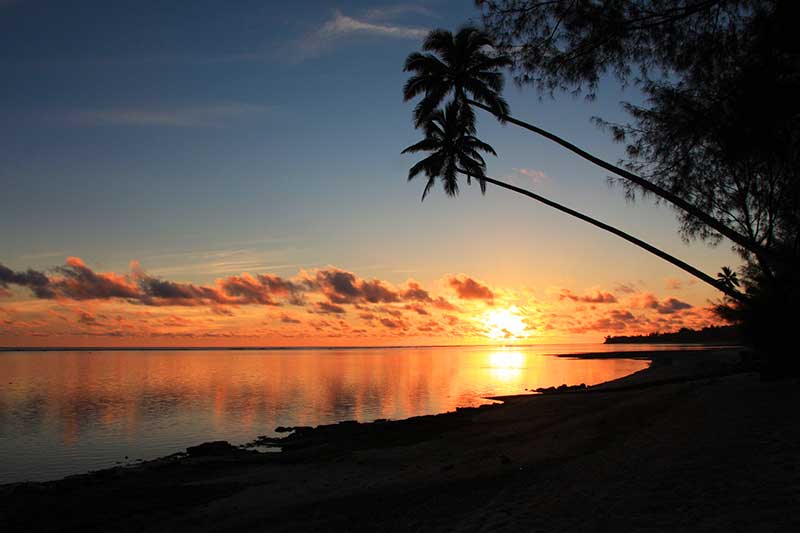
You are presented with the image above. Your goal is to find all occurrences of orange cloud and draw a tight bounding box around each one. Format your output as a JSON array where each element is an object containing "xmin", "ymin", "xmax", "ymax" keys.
[
  {"xmin": 559, "ymin": 289, "xmax": 617, "ymax": 304},
  {"xmin": 630, "ymin": 292, "xmax": 693, "ymax": 314},
  {"xmin": 447, "ymin": 275, "xmax": 494, "ymax": 302},
  {"xmin": 0, "ymin": 258, "xmax": 725, "ymax": 346}
]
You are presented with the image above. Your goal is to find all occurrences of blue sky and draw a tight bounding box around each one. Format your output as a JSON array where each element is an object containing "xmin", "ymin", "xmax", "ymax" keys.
[{"xmin": 0, "ymin": 1, "xmax": 741, "ymax": 345}]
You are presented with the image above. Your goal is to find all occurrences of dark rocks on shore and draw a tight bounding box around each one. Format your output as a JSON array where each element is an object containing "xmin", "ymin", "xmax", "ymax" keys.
[
  {"xmin": 275, "ymin": 425, "xmax": 313, "ymax": 434},
  {"xmin": 244, "ymin": 406, "xmax": 500, "ymax": 454},
  {"xmin": 535, "ymin": 383, "xmax": 587, "ymax": 394},
  {"xmin": 186, "ymin": 441, "xmax": 252, "ymax": 457}
]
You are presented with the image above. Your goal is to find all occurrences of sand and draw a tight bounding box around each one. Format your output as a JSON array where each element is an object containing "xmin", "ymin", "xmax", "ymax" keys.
[{"xmin": 1, "ymin": 348, "xmax": 798, "ymax": 532}]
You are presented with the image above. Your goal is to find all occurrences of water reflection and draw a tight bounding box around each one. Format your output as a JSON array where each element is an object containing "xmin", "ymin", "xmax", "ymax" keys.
[
  {"xmin": 0, "ymin": 345, "xmax": 656, "ymax": 483},
  {"xmin": 487, "ymin": 350, "xmax": 527, "ymax": 380}
]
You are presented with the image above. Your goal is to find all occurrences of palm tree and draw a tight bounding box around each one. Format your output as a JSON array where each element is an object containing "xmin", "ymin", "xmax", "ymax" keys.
[
  {"xmin": 717, "ymin": 267, "xmax": 741, "ymax": 290},
  {"xmin": 403, "ymin": 26, "xmax": 772, "ymax": 266},
  {"xmin": 401, "ymin": 100, "xmax": 495, "ymax": 200},
  {"xmin": 403, "ymin": 27, "xmax": 510, "ymax": 130},
  {"xmin": 402, "ymin": 104, "xmax": 747, "ymax": 303}
]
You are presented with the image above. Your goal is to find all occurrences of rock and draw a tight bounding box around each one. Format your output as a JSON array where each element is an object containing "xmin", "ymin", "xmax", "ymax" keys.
[
  {"xmin": 186, "ymin": 441, "xmax": 239, "ymax": 457},
  {"xmin": 535, "ymin": 383, "xmax": 588, "ymax": 394}
]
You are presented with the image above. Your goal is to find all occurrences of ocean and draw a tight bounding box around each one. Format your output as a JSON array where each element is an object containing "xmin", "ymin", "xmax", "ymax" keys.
[{"xmin": 0, "ymin": 343, "xmax": 705, "ymax": 484}]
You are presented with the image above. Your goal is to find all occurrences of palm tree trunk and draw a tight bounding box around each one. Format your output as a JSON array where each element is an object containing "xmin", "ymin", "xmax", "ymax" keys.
[
  {"xmin": 467, "ymin": 98, "xmax": 772, "ymax": 266},
  {"xmin": 467, "ymin": 171, "xmax": 748, "ymax": 302}
]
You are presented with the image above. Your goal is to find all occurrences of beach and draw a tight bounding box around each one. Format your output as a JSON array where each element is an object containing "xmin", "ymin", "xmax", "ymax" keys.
[{"xmin": 2, "ymin": 347, "xmax": 798, "ymax": 532}]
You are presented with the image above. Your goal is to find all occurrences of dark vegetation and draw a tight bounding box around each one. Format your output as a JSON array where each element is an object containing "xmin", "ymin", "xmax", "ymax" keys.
[
  {"xmin": 604, "ymin": 325, "xmax": 742, "ymax": 344},
  {"xmin": 403, "ymin": 1, "xmax": 799, "ymax": 374}
]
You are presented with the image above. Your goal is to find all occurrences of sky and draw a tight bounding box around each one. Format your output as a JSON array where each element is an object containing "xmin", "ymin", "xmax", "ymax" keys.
[{"xmin": 0, "ymin": 0, "xmax": 742, "ymax": 347}]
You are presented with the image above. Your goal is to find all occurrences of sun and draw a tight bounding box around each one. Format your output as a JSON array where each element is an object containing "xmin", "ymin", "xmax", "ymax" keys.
[{"xmin": 482, "ymin": 306, "xmax": 528, "ymax": 341}]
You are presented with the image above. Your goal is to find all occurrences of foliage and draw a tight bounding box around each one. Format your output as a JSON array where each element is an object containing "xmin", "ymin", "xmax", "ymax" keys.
[
  {"xmin": 477, "ymin": 0, "xmax": 798, "ymax": 258},
  {"xmin": 477, "ymin": 0, "xmax": 799, "ymax": 368},
  {"xmin": 401, "ymin": 100, "xmax": 497, "ymax": 200},
  {"xmin": 477, "ymin": 1, "xmax": 772, "ymax": 94},
  {"xmin": 403, "ymin": 27, "xmax": 511, "ymax": 128}
]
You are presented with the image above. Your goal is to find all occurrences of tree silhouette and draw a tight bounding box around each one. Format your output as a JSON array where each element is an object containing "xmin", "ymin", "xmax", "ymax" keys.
[
  {"xmin": 403, "ymin": 28, "xmax": 510, "ymax": 129},
  {"xmin": 717, "ymin": 267, "xmax": 740, "ymax": 291},
  {"xmin": 402, "ymin": 26, "xmax": 771, "ymax": 264},
  {"xmin": 401, "ymin": 100, "xmax": 495, "ymax": 200},
  {"xmin": 475, "ymin": 0, "xmax": 799, "ymax": 372},
  {"xmin": 402, "ymin": 103, "xmax": 746, "ymax": 302}
]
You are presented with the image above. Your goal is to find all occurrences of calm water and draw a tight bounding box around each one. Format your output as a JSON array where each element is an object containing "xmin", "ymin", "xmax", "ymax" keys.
[{"xmin": 0, "ymin": 343, "xmax": 694, "ymax": 484}]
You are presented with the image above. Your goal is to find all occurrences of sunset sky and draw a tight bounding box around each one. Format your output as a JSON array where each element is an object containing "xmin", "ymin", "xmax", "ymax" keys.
[{"xmin": 0, "ymin": 0, "xmax": 741, "ymax": 346}]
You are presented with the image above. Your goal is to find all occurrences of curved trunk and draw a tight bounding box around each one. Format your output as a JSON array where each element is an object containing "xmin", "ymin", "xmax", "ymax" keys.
[
  {"xmin": 467, "ymin": 99, "xmax": 772, "ymax": 266},
  {"xmin": 469, "ymin": 171, "xmax": 747, "ymax": 302}
]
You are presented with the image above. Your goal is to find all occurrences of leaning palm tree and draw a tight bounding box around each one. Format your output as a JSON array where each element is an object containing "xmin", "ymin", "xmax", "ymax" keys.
[
  {"xmin": 403, "ymin": 26, "xmax": 771, "ymax": 266},
  {"xmin": 404, "ymin": 27, "xmax": 510, "ymax": 131},
  {"xmin": 402, "ymin": 100, "xmax": 495, "ymax": 200},
  {"xmin": 402, "ymin": 102, "xmax": 747, "ymax": 302}
]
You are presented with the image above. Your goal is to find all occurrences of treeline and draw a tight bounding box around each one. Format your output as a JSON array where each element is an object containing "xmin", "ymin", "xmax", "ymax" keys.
[{"xmin": 604, "ymin": 325, "xmax": 742, "ymax": 345}]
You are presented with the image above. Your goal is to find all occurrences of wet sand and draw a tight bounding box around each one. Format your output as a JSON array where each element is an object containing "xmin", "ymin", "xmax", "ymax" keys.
[{"xmin": 2, "ymin": 348, "xmax": 798, "ymax": 532}]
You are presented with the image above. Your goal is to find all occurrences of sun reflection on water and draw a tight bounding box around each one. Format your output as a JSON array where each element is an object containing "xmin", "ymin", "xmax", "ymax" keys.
[
  {"xmin": 486, "ymin": 349, "xmax": 527, "ymax": 381},
  {"xmin": 0, "ymin": 346, "xmax": 652, "ymax": 483}
]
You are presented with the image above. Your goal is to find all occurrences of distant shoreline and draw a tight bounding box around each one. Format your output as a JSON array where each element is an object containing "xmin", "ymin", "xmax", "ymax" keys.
[{"xmin": 604, "ymin": 324, "xmax": 741, "ymax": 345}]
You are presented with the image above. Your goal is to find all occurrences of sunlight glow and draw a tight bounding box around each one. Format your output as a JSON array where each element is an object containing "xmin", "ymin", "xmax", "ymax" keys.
[
  {"xmin": 482, "ymin": 306, "xmax": 529, "ymax": 340},
  {"xmin": 486, "ymin": 350, "xmax": 527, "ymax": 381}
]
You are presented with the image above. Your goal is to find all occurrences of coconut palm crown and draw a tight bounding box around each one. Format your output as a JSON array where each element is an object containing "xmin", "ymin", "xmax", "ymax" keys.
[
  {"xmin": 403, "ymin": 26, "xmax": 511, "ymax": 128},
  {"xmin": 401, "ymin": 100, "xmax": 497, "ymax": 201}
]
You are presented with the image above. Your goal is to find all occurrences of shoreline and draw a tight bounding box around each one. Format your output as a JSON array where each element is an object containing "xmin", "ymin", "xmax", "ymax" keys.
[
  {"xmin": 1, "ymin": 346, "xmax": 731, "ymax": 484},
  {"xmin": 5, "ymin": 345, "xmax": 797, "ymax": 532}
]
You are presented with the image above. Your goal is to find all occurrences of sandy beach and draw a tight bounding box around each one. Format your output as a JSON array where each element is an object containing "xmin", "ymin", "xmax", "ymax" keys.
[{"xmin": 2, "ymin": 348, "xmax": 798, "ymax": 532}]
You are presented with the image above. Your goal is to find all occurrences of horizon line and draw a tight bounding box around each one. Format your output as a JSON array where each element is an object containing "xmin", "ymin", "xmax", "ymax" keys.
[{"xmin": 0, "ymin": 340, "xmax": 727, "ymax": 353}]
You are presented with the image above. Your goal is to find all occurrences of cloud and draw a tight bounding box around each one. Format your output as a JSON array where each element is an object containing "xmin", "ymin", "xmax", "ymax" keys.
[
  {"xmin": 404, "ymin": 304, "xmax": 429, "ymax": 316},
  {"xmin": 614, "ymin": 282, "xmax": 640, "ymax": 294},
  {"xmin": 380, "ymin": 317, "xmax": 408, "ymax": 330},
  {"xmin": 0, "ymin": 258, "xmax": 305, "ymax": 308},
  {"xmin": 217, "ymin": 273, "xmax": 306, "ymax": 306},
  {"xmin": 62, "ymin": 103, "xmax": 271, "ymax": 127},
  {"xmin": 447, "ymin": 275, "xmax": 494, "ymax": 302},
  {"xmin": 315, "ymin": 301, "xmax": 347, "ymax": 315},
  {"xmin": 417, "ymin": 319, "xmax": 444, "ymax": 333},
  {"xmin": 569, "ymin": 309, "xmax": 638, "ymax": 334},
  {"xmin": 665, "ymin": 278, "xmax": 682, "ymax": 290},
  {"xmin": 2, "ymin": 257, "xmax": 712, "ymax": 343},
  {"xmin": 294, "ymin": 10, "xmax": 427, "ymax": 60},
  {"xmin": 514, "ymin": 168, "xmax": 548, "ymax": 184},
  {"xmin": 401, "ymin": 281, "xmax": 458, "ymax": 310},
  {"xmin": 312, "ymin": 268, "xmax": 400, "ymax": 305},
  {"xmin": 52, "ymin": 257, "xmax": 140, "ymax": 301},
  {"xmin": 279, "ymin": 313, "xmax": 302, "ymax": 324},
  {"xmin": 0, "ymin": 263, "xmax": 54, "ymax": 298},
  {"xmin": 361, "ymin": 5, "xmax": 434, "ymax": 21},
  {"xmin": 655, "ymin": 298, "xmax": 693, "ymax": 314},
  {"xmin": 76, "ymin": 310, "xmax": 99, "ymax": 326},
  {"xmin": 630, "ymin": 293, "xmax": 693, "ymax": 314},
  {"xmin": 431, "ymin": 297, "xmax": 459, "ymax": 311},
  {"xmin": 559, "ymin": 289, "xmax": 617, "ymax": 304},
  {"xmin": 135, "ymin": 275, "xmax": 228, "ymax": 306},
  {"xmin": 0, "ymin": 260, "xmax": 458, "ymax": 319},
  {"xmin": 664, "ymin": 277, "xmax": 697, "ymax": 290},
  {"xmin": 401, "ymin": 281, "xmax": 431, "ymax": 301}
]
